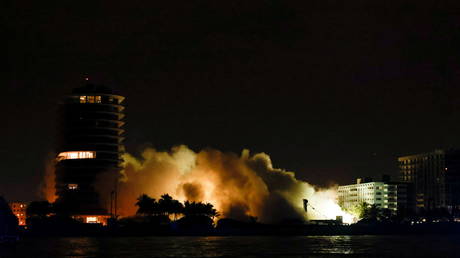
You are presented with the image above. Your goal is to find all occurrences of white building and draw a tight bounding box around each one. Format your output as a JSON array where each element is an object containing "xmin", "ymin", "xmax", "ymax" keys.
[{"xmin": 338, "ymin": 178, "xmax": 398, "ymax": 213}]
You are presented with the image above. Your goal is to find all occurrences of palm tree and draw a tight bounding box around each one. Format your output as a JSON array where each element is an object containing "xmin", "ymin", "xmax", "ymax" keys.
[
  {"xmin": 182, "ymin": 201, "xmax": 219, "ymax": 219},
  {"xmin": 182, "ymin": 201, "xmax": 196, "ymax": 217},
  {"xmin": 158, "ymin": 194, "xmax": 174, "ymax": 216},
  {"xmin": 135, "ymin": 194, "xmax": 156, "ymax": 216},
  {"xmin": 203, "ymin": 203, "xmax": 219, "ymax": 220},
  {"xmin": 136, "ymin": 194, "xmax": 219, "ymax": 220},
  {"xmin": 170, "ymin": 199, "xmax": 184, "ymax": 221}
]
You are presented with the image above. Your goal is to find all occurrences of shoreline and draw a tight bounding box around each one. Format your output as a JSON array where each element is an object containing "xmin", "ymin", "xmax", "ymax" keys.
[{"xmin": 19, "ymin": 221, "xmax": 460, "ymax": 237}]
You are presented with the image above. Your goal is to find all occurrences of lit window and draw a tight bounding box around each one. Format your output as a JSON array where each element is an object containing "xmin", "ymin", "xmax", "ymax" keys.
[
  {"xmin": 80, "ymin": 96, "xmax": 87, "ymax": 103},
  {"xmin": 88, "ymin": 96, "xmax": 95, "ymax": 103},
  {"xmin": 57, "ymin": 151, "xmax": 96, "ymax": 161},
  {"xmin": 96, "ymin": 96, "xmax": 102, "ymax": 103},
  {"xmin": 86, "ymin": 217, "xmax": 98, "ymax": 223},
  {"xmin": 68, "ymin": 184, "xmax": 78, "ymax": 190}
]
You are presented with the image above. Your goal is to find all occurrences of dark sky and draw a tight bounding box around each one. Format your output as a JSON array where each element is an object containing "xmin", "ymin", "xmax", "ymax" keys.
[{"xmin": 4, "ymin": 1, "xmax": 460, "ymax": 201}]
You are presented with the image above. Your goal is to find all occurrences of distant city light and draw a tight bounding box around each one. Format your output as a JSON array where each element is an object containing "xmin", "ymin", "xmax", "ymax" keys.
[{"xmin": 9, "ymin": 202, "xmax": 27, "ymax": 226}]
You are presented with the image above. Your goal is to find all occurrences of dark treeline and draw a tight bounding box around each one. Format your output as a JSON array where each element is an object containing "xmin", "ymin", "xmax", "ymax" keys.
[
  {"xmin": 346, "ymin": 202, "xmax": 454, "ymax": 225},
  {"xmin": 22, "ymin": 195, "xmax": 460, "ymax": 236},
  {"xmin": 116, "ymin": 194, "xmax": 220, "ymax": 235},
  {"xmin": 135, "ymin": 194, "xmax": 219, "ymax": 220},
  {"xmin": 23, "ymin": 193, "xmax": 221, "ymax": 236}
]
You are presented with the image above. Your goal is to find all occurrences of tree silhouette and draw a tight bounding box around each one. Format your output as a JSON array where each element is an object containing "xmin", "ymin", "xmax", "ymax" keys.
[
  {"xmin": 135, "ymin": 194, "xmax": 156, "ymax": 216},
  {"xmin": 362, "ymin": 203, "xmax": 380, "ymax": 220},
  {"xmin": 183, "ymin": 201, "xmax": 219, "ymax": 219},
  {"xmin": 26, "ymin": 201, "xmax": 52, "ymax": 218},
  {"xmin": 171, "ymin": 199, "xmax": 184, "ymax": 221},
  {"xmin": 204, "ymin": 203, "xmax": 219, "ymax": 219},
  {"xmin": 351, "ymin": 202, "xmax": 396, "ymax": 222},
  {"xmin": 135, "ymin": 194, "xmax": 218, "ymax": 220},
  {"xmin": 158, "ymin": 194, "xmax": 174, "ymax": 216}
]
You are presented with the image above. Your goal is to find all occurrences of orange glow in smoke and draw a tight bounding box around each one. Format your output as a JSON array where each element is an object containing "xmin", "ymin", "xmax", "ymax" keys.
[
  {"xmin": 106, "ymin": 146, "xmax": 355, "ymax": 223},
  {"xmin": 42, "ymin": 146, "xmax": 355, "ymax": 223},
  {"xmin": 42, "ymin": 156, "xmax": 57, "ymax": 203}
]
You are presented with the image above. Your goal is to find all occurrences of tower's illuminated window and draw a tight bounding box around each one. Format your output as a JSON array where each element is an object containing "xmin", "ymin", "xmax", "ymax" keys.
[
  {"xmin": 80, "ymin": 96, "xmax": 101, "ymax": 104},
  {"xmin": 68, "ymin": 184, "xmax": 78, "ymax": 190},
  {"xmin": 57, "ymin": 151, "xmax": 96, "ymax": 161},
  {"xmin": 86, "ymin": 217, "xmax": 98, "ymax": 223}
]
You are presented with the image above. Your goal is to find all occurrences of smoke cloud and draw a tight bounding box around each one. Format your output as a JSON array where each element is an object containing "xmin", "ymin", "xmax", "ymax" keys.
[
  {"xmin": 105, "ymin": 145, "xmax": 353, "ymax": 223},
  {"xmin": 41, "ymin": 145, "xmax": 353, "ymax": 223}
]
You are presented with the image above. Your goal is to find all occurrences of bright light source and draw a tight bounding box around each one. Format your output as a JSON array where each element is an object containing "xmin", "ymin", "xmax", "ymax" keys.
[
  {"xmin": 68, "ymin": 184, "xmax": 78, "ymax": 190},
  {"xmin": 57, "ymin": 151, "xmax": 96, "ymax": 161},
  {"xmin": 86, "ymin": 217, "xmax": 98, "ymax": 223}
]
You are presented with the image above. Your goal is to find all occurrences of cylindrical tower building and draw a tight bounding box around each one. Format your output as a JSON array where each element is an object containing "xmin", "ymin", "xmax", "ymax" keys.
[{"xmin": 55, "ymin": 83, "xmax": 125, "ymax": 223}]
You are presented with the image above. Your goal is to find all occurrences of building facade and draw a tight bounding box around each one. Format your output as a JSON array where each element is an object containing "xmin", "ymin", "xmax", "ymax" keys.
[
  {"xmin": 8, "ymin": 202, "xmax": 27, "ymax": 226},
  {"xmin": 338, "ymin": 178, "xmax": 398, "ymax": 213},
  {"xmin": 398, "ymin": 149, "xmax": 460, "ymax": 214},
  {"xmin": 55, "ymin": 83, "xmax": 125, "ymax": 223}
]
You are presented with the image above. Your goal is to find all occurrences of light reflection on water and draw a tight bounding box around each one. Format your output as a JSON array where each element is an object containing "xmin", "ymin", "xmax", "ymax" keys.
[{"xmin": 1, "ymin": 235, "xmax": 460, "ymax": 257}]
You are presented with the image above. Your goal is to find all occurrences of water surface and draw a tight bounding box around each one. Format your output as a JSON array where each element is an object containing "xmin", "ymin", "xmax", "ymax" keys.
[{"xmin": 1, "ymin": 235, "xmax": 459, "ymax": 257}]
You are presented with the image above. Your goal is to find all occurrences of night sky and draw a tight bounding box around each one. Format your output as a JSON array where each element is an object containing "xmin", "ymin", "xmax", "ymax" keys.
[{"xmin": 4, "ymin": 1, "xmax": 460, "ymax": 201}]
